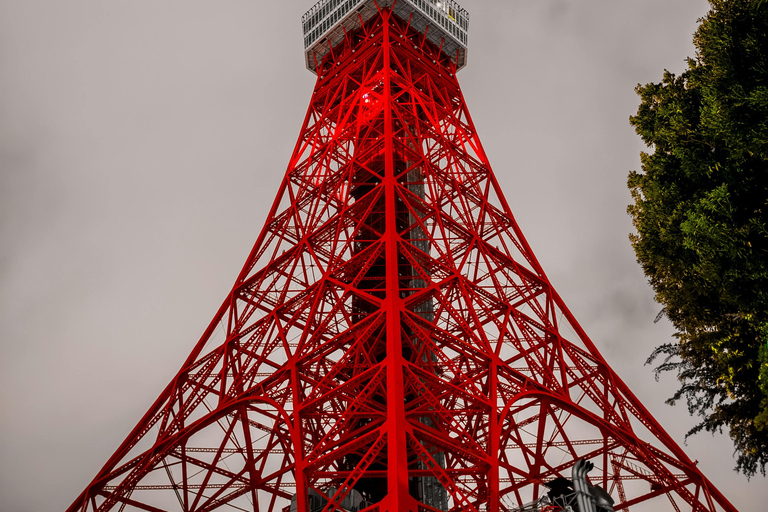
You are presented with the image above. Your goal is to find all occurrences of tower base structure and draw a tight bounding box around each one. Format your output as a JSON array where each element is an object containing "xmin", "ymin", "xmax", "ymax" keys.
[{"xmin": 67, "ymin": 3, "xmax": 736, "ymax": 512}]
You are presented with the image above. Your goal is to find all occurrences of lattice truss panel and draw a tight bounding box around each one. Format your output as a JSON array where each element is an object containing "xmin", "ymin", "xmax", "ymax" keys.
[{"xmin": 68, "ymin": 8, "xmax": 734, "ymax": 512}]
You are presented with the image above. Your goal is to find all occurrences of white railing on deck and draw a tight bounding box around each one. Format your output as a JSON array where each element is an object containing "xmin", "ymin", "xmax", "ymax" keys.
[{"xmin": 301, "ymin": 0, "xmax": 469, "ymax": 51}]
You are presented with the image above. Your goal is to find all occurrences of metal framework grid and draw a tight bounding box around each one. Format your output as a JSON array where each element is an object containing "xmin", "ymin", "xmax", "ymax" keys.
[{"xmin": 67, "ymin": 5, "xmax": 736, "ymax": 512}]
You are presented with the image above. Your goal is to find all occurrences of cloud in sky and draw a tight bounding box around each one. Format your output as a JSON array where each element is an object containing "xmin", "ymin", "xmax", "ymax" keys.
[{"xmin": 0, "ymin": 1, "xmax": 763, "ymax": 510}]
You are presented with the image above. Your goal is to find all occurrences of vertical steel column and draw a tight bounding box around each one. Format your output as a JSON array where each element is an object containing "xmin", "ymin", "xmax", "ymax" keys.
[{"xmin": 382, "ymin": 10, "xmax": 414, "ymax": 512}]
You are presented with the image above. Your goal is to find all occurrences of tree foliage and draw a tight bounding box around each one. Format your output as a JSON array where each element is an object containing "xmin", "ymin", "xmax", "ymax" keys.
[{"xmin": 629, "ymin": 0, "xmax": 768, "ymax": 476}]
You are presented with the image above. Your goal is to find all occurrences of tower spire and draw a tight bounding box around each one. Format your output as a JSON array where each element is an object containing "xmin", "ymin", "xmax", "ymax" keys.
[{"xmin": 67, "ymin": 2, "xmax": 736, "ymax": 511}]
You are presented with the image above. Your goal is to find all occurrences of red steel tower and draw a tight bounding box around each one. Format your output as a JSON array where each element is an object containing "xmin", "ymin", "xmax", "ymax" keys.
[{"xmin": 67, "ymin": 2, "xmax": 737, "ymax": 512}]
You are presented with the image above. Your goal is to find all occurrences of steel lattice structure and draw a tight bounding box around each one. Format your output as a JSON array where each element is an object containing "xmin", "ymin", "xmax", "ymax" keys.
[{"xmin": 68, "ymin": 2, "xmax": 737, "ymax": 512}]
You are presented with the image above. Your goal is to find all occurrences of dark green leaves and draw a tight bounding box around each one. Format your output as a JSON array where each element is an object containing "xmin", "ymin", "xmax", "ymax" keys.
[{"xmin": 630, "ymin": 0, "xmax": 768, "ymax": 476}]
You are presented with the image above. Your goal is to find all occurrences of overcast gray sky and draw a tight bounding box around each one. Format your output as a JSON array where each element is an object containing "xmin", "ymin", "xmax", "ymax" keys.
[{"xmin": 0, "ymin": 1, "xmax": 764, "ymax": 510}]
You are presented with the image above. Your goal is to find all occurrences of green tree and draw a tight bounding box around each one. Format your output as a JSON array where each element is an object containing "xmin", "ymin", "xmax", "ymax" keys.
[{"xmin": 629, "ymin": 0, "xmax": 768, "ymax": 476}]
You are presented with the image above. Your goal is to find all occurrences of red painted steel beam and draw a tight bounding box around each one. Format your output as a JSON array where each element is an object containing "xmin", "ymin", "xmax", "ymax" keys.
[{"xmin": 67, "ymin": 6, "xmax": 736, "ymax": 512}]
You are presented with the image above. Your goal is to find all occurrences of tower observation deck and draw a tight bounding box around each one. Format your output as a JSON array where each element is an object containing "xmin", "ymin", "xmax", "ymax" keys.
[{"xmin": 302, "ymin": 0, "xmax": 468, "ymax": 73}]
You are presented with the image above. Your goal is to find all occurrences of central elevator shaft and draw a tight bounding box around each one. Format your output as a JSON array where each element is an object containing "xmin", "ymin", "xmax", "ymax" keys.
[{"xmin": 343, "ymin": 17, "xmax": 448, "ymax": 508}]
